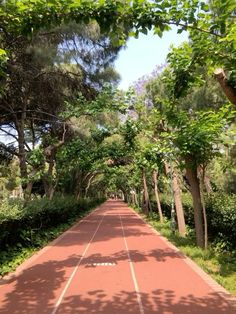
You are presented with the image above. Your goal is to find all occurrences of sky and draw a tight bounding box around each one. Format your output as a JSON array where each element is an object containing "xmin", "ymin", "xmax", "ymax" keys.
[{"xmin": 115, "ymin": 27, "xmax": 188, "ymax": 90}]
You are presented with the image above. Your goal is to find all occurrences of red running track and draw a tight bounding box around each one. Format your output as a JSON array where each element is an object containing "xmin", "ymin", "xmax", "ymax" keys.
[{"xmin": 0, "ymin": 200, "xmax": 236, "ymax": 314}]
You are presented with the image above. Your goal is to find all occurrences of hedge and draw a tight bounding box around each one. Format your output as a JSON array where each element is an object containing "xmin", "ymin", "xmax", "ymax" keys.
[
  {"xmin": 0, "ymin": 197, "xmax": 105, "ymax": 249},
  {"xmin": 152, "ymin": 192, "xmax": 236, "ymax": 250}
]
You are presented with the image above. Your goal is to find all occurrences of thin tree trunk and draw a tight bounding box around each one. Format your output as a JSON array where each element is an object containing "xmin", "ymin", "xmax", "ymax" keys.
[
  {"xmin": 172, "ymin": 169, "xmax": 186, "ymax": 236},
  {"xmin": 25, "ymin": 181, "xmax": 33, "ymax": 199},
  {"xmin": 142, "ymin": 168, "xmax": 150, "ymax": 214},
  {"xmin": 25, "ymin": 167, "xmax": 39, "ymax": 199},
  {"xmin": 43, "ymin": 156, "xmax": 55, "ymax": 198},
  {"xmin": 15, "ymin": 115, "xmax": 29, "ymax": 199},
  {"xmin": 152, "ymin": 170, "xmax": 164, "ymax": 223},
  {"xmin": 198, "ymin": 165, "xmax": 213, "ymax": 194},
  {"xmin": 134, "ymin": 190, "xmax": 138, "ymax": 207},
  {"xmin": 199, "ymin": 166, "xmax": 208, "ymax": 249},
  {"xmin": 43, "ymin": 122, "xmax": 67, "ymax": 198},
  {"xmin": 84, "ymin": 173, "xmax": 97, "ymax": 198},
  {"xmin": 214, "ymin": 68, "xmax": 236, "ymax": 105},
  {"xmin": 185, "ymin": 158, "xmax": 204, "ymax": 248},
  {"xmin": 131, "ymin": 192, "xmax": 135, "ymax": 206},
  {"xmin": 75, "ymin": 170, "xmax": 81, "ymax": 200},
  {"xmin": 165, "ymin": 162, "xmax": 186, "ymax": 236}
]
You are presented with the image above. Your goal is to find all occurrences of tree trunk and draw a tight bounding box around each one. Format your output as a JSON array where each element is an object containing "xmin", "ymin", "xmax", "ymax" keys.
[
  {"xmin": 131, "ymin": 192, "xmax": 135, "ymax": 206},
  {"xmin": 43, "ymin": 122, "xmax": 67, "ymax": 199},
  {"xmin": 84, "ymin": 173, "xmax": 97, "ymax": 198},
  {"xmin": 15, "ymin": 115, "xmax": 29, "ymax": 199},
  {"xmin": 43, "ymin": 155, "xmax": 55, "ymax": 199},
  {"xmin": 124, "ymin": 192, "xmax": 129, "ymax": 203},
  {"xmin": 164, "ymin": 162, "xmax": 186, "ymax": 236},
  {"xmin": 198, "ymin": 166, "xmax": 208, "ymax": 248},
  {"xmin": 185, "ymin": 159, "xmax": 204, "ymax": 248},
  {"xmin": 172, "ymin": 169, "xmax": 186, "ymax": 236},
  {"xmin": 25, "ymin": 181, "xmax": 33, "ymax": 199},
  {"xmin": 134, "ymin": 190, "xmax": 138, "ymax": 207},
  {"xmin": 198, "ymin": 166, "xmax": 213, "ymax": 194},
  {"xmin": 152, "ymin": 170, "xmax": 164, "ymax": 223},
  {"xmin": 142, "ymin": 168, "xmax": 150, "ymax": 214},
  {"xmin": 214, "ymin": 68, "xmax": 236, "ymax": 105}
]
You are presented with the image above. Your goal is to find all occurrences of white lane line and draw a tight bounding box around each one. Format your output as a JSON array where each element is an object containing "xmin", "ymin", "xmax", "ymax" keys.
[
  {"xmin": 119, "ymin": 215, "xmax": 145, "ymax": 314},
  {"xmin": 51, "ymin": 214, "xmax": 106, "ymax": 314}
]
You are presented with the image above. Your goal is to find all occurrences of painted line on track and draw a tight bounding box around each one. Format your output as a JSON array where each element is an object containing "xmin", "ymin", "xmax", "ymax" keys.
[
  {"xmin": 51, "ymin": 213, "xmax": 106, "ymax": 314},
  {"xmin": 119, "ymin": 214, "xmax": 145, "ymax": 314}
]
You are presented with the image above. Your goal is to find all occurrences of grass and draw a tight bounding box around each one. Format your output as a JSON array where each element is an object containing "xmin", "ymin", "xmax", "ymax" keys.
[
  {"xmin": 134, "ymin": 208, "xmax": 236, "ymax": 297},
  {"xmin": 0, "ymin": 208, "xmax": 93, "ymax": 277}
]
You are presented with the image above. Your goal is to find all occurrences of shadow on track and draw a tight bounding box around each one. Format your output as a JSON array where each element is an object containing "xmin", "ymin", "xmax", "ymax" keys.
[{"xmin": 56, "ymin": 288, "xmax": 235, "ymax": 314}]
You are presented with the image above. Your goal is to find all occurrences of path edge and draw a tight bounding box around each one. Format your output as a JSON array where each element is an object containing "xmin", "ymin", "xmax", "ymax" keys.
[{"xmin": 128, "ymin": 204, "xmax": 236, "ymax": 311}]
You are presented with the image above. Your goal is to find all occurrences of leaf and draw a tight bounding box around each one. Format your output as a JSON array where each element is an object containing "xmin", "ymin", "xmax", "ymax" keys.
[{"xmin": 153, "ymin": 27, "xmax": 163, "ymax": 38}]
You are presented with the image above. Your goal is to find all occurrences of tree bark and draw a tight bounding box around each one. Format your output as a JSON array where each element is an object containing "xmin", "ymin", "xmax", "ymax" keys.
[
  {"xmin": 164, "ymin": 162, "xmax": 186, "ymax": 236},
  {"xmin": 43, "ymin": 154, "xmax": 55, "ymax": 199},
  {"xmin": 15, "ymin": 114, "xmax": 29, "ymax": 199},
  {"xmin": 152, "ymin": 170, "xmax": 164, "ymax": 223},
  {"xmin": 214, "ymin": 68, "xmax": 236, "ymax": 105},
  {"xmin": 172, "ymin": 169, "xmax": 186, "ymax": 236},
  {"xmin": 84, "ymin": 172, "xmax": 97, "ymax": 198},
  {"xmin": 141, "ymin": 168, "xmax": 150, "ymax": 214},
  {"xmin": 185, "ymin": 158, "xmax": 204, "ymax": 248},
  {"xmin": 198, "ymin": 165, "xmax": 213, "ymax": 194},
  {"xmin": 43, "ymin": 123, "xmax": 67, "ymax": 199},
  {"xmin": 131, "ymin": 192, "xmax": 136, "ymax": 206},
  {"xmin": 198, "ymin": 165, "xmax": 208, "ymax": 248}
]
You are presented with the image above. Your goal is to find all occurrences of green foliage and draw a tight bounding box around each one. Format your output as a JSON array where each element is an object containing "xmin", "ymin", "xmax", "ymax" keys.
[
  {"xmin": 0, "ymin": 196, "xmax": 105, "ymax": 249},
  {"xmin": 167, "ymin": 42, "xmax": 205, "ymax": 98},
  {"xmin": 1, "ymin": 0, "xmax": 234, "ymax": 63},
  {"xmin": 0, "ymin": 159, "xmax": 20, "ymax": 198},
  {"xmin": 168, "ymin": 105, "xmax": 235, "ymax": 166},
  {"xmin": 157, "ymin": 192, "xmax": 236, "ymax": 250},
  {"xmin": 166, "ymin": 0, "xmax": 236, "ymax": 98},
  {"xmin": 63, "ymin": 86, "xmax": 126, "ymax": 120},
  {"xmin": 206, "ymin": 192, "xmax": 236, "ymax": 249},
  {"xmin": 120, "ymin": 119, "xmax": 139, "ymax": 150}
]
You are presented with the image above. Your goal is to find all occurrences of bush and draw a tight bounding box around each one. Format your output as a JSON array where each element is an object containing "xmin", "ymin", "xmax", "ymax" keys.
[
  {"xmin": 156, "ymin": 192, "xmax": 236, "ymax": 250},
  {"xmin": 0, "ymin": 196, "xmax": 105, "ymax": 249},
  {"xmin": 152, "ymin": 193, "xmax": 194, "ymax": 226},
  {"xmin": 206, "ymin": 192, "xmax": 236, "ymax": 249}
]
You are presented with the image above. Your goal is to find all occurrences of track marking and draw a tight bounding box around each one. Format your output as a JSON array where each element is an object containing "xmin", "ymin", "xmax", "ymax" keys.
[
  {"xmin": 87, "ymin": 262, "xmax": 116, "ymax": 266},
  {"xmin": 119, "ymin": 215, "xmax": 145, "ymax": 314},
  {"xmin": 51, "ymin": 213, "xmax": 106, "ymax": 314}
]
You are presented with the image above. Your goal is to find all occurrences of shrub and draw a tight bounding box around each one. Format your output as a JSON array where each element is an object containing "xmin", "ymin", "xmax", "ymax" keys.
[
  {"xmin": 0, "ymin": 197, "xmax": 105, "ymax": 248},
  {"xmin": 156, "ymin": 192, "xmax": 236, "ymax": 250},
  {"xmin": 206, "ymin": 192, "xmax": 236, "ymax": 249}
]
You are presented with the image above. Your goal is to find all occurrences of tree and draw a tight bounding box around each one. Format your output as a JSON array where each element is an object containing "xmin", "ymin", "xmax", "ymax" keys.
[
  {"xmin": 0, "ymin": 19, "xmax": 123, "ymax": 198},
  {"xmin": 166, "ymin": 0, "xmax": 236, "ymax": 104},
  {"xmin": 167, "ymin": 106, "xmax": 234, "ymax": 247}
]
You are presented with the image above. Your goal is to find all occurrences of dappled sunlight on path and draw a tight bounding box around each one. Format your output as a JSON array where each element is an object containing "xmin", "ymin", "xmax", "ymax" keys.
[{"xmin": 0, "ymin": 200, "xmax": 235, "ymax": 313}]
